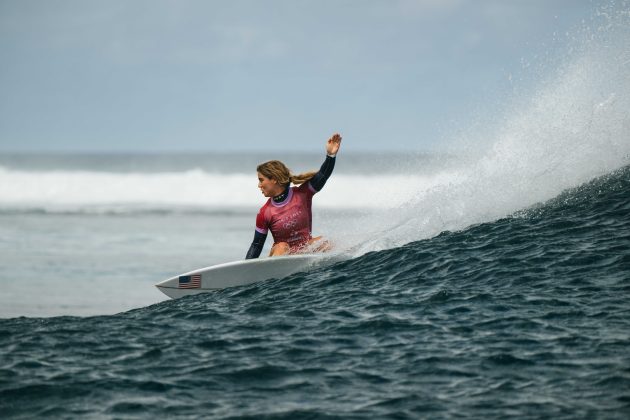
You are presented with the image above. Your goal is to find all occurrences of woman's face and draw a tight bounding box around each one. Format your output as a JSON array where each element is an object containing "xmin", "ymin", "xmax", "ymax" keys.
[{"xmin": 257, "ymin": 172, "xmax": 281, "ymax": 197}]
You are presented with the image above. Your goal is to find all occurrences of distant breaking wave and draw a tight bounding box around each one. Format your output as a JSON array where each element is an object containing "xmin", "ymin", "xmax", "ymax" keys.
[{"xmin": 0, "ymin": 167, "xmax": 446, "ymax": 214}]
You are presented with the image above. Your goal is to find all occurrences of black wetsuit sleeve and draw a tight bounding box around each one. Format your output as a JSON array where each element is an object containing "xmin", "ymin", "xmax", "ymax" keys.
[
  {"xmin": 308, "ymin": 154, "xmax": 336, "ymax": 192},
  {"xmin": 245, "ymin": 230, "xmax": 267, "ymax": 259}
]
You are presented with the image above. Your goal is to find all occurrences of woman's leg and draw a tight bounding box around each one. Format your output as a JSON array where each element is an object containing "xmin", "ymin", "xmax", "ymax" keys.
[
  {"xmin": 269, "ymin": 242, "xmax": 290, "ymax": 256},
  {"xmin": 305, "ymin": 236, "xmax": 332, "ymax": 253},
  {"xmin": 270, "ymin": 237, "xmax": 331, "ymax": 257}
]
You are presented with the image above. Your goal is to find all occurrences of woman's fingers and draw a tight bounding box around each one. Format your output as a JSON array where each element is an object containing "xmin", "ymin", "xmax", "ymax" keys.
[{"xmin": 327, "ymin": 133, "xmax": 342, "ymax": 154}]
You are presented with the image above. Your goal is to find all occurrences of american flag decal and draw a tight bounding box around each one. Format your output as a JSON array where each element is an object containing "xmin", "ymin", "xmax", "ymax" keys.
[{"xmin": 178, "ymin": 274, "xmax": 202, "ymax": 289}]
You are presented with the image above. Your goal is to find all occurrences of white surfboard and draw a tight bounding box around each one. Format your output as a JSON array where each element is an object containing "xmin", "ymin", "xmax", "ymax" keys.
[{"xmin": 156, "ymin": 253, "xmax": 339, "ymax": 299}]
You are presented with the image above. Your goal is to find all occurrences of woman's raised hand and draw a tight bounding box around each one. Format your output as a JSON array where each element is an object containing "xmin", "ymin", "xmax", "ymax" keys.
[{"xmin": 326, "ymin": 133, "xmax": 342, "ymax": 156}]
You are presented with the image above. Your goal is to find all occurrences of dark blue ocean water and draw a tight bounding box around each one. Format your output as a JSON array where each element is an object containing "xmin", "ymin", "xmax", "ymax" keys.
[{"xmin": 1, "ymin": 165, "xmax": 629, "ymax": 419}]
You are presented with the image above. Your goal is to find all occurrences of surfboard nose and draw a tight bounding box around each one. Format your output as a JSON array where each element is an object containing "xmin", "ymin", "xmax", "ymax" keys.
[{"xmin": 155, "ymin": 273, "xmax": 207, "ymax": 299}]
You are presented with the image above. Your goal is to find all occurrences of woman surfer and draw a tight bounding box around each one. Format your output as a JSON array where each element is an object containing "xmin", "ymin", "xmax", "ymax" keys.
[{"xmin": 245, "ymin": 133, "xmax": 342, "ymax": 259}]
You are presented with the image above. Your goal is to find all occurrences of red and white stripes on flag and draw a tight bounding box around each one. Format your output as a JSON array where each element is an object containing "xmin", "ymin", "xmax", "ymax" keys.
[{"xmin": 178, "ymin": 274, "xmax": 201, "ymax": 289}]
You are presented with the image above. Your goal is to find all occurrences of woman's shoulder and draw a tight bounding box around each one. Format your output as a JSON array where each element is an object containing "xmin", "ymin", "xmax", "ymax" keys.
[
  {"xmin": 295, "ymin": 182, "xmax": 316, "ymax": 195},
  {"xmin": 258, "ymin": 198, "xmax": 272, "ymax": 213}
]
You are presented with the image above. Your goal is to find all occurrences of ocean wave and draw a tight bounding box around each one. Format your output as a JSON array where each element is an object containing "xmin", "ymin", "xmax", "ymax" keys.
[
  {"xmin": 0, "ymin": 204, "xmax": 256, "ymax": 217},
  {"xmin": 0, "ymin": 167, "xmax": 441, "ymax": 212},
  {"xmin": 1, "ymin": 165, "xmax": 628, "ymax": 418}
]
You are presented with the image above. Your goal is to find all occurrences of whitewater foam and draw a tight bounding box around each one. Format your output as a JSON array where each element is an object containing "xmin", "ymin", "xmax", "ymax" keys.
[
  {"xmin": 0, "ymin": 165, "xmax": 435, "ymax": 213},
  {"xmin": 332, "ymin": 4, "xmax": 630, "ymax": 256}
]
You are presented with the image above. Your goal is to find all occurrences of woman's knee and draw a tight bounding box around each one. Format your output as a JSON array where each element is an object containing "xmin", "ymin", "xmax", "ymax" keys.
[
  {"xmin": 270, "ymin": 242, "xmax": 290, "ymax": 256},
  {"xmin": 307, "ymin": 236, "xmax": 332, "ymax": 252}
]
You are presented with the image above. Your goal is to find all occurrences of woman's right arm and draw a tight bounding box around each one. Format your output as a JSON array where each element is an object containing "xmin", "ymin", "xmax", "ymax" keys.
[{"xmin": 245, "ymin": 230, "xmax": 267, "ymax": 259}]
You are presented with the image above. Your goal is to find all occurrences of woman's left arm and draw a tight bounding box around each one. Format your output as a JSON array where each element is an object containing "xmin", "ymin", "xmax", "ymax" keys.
[{"xmin": 309, "ymin": 133, "xmax": 342, "ymax": 192}]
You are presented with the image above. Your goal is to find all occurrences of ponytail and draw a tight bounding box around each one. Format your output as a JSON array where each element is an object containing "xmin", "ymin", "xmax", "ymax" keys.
[
  {"xmin": 289, "ymin": 171, "xmax": 317, "ymax": 185},
  {"xmin": 257, "ymin": 161, "xmax": 316, "ymax": 187}
]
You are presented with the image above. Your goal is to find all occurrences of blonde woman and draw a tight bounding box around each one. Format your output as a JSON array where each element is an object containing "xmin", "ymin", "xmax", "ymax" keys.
[{"xmin": 246, "ymin": 133, "xmax": 342, "ymax": 258}]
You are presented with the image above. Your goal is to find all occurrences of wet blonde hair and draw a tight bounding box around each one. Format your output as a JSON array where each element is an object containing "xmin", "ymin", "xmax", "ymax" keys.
[{"xmin": 257, "ymin": 160, "xmax": 317, "ymax": 187}]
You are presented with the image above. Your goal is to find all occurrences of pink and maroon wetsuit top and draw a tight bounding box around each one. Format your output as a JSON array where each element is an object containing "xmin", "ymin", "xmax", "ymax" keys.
[{"xmin": 255, "ymin": 182, "xmax": 317, "ymax": 251}]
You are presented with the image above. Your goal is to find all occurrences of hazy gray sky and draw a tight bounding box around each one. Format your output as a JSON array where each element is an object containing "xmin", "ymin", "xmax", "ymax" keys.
[{"xmin": 0, "ymin": 0, "xmax": 602, "ymax": 152}]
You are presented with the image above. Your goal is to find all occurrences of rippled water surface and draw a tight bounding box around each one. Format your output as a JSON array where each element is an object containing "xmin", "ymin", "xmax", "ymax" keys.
[{"xmin": 1, "ymin": 166, "xmax": 629, "ymax": 419}]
